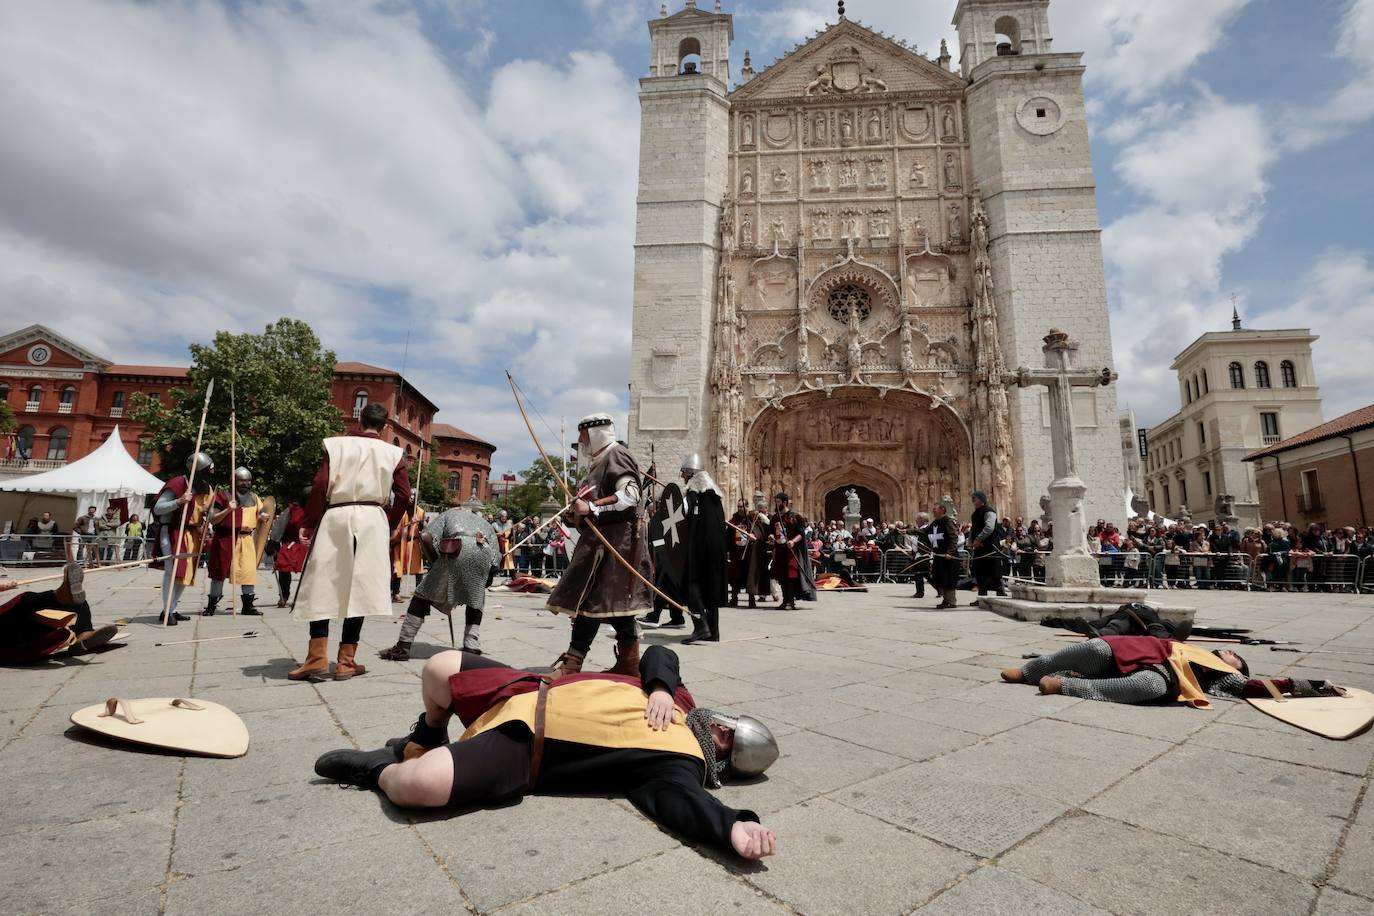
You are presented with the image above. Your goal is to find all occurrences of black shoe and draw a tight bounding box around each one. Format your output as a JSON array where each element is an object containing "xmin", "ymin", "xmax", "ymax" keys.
[
  {"xmin": 637, "ymin": 614, "xmax": 663, "ymax": 629},
  {"xmin": 660, "ymin": 619, "xmax": 687, "ymax": 629},
  {"xmin": 174, "ymin": 613, "xmax": 191, "ymax": 622},
  {"xmin": 201, "ymin": 609, "xmax": 216, "ymax": 617},
  {"xmin": 314, "ymin": 747, "xmax": 397, "ymax": 789},
  {"xmin": 162, "ymin": 613, "xmax": 179, "ymax": 626},
  {"xmin": 682, "ymin": 616, "xmax": 713, "ymax": 645}
]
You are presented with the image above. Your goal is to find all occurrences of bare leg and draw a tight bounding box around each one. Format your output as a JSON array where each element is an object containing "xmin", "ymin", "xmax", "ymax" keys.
[
  {"xmin": 421, "ymin": 650, "xmax": 466, "ymax": 729},
  {"xmin": 377, "ymin": 745, "xmax": 454, "ymax": 807}
]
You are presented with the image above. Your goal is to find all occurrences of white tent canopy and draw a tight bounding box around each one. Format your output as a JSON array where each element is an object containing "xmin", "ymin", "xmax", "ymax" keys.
[{"xmin": 0, "ymin": 426, "xmax": 164, "ymax": 514}]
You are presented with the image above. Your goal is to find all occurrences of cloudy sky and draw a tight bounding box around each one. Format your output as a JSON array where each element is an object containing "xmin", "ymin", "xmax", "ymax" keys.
[{"xmin": 2, "ymin": 0, "xmax": 1371, "ymax": 475}]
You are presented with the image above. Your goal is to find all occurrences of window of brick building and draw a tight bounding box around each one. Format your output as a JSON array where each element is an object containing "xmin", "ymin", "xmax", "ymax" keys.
[{"xmin": 47, "ymin": 427, "xmax": 69, "ymax": 461}]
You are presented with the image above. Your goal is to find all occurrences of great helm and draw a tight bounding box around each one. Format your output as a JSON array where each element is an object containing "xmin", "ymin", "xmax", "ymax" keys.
[
  {"xmin": 710, "ymin": 713, "xmax": 780, "ymax": 779},
  {"xmin": 680, "ymin": 452, "xmax": 705, "ymax": 477},
  {"xmin": 187, "ymin": 452, "xmax": 214, "ymax": 475}
]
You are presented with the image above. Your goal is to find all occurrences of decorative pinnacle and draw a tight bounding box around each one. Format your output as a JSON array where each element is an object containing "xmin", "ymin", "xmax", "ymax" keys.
[
  {"xmin": 1231, "ymin": 293, "xmax": 1242, "ymax": 330},
  {"xmin": 838, "ymin": 1, "xmax": 845, "ymax": 19}
]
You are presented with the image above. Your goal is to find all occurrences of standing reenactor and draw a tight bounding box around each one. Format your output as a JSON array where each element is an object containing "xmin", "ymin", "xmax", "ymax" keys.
[
  {"xmin": 289, "ymin": 403, "xmax": 411, "ymax": 681},
  {"xmin": 967, "ymin": 491, "xmax": 1007, "ymax": 604},
  {"xmin": 908, "ymin": 512, "xmax": 932, "ymax": 599},
  {"xmin": 203, "ymin": 467, "xmax": 268, "ymax": 617},
  {"xmin": 928, "ymin": 502, "xmax": 961, "ymax": 609},
  {"xmin": 679, "ymin": 453, "xmax": 728, "ymax": 645}
]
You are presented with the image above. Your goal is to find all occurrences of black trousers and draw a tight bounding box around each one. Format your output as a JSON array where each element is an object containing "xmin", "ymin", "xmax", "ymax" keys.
[
  {"xmin": 309, "ymin": 617, "xmax": 364, "ymax": 643},
  {"xmin": 972, "ymin": 553, "xmax": 1003, "ymax": 594},
  {"xmin": 568, "ymin": 615, "xmax": 636, "ymax": 655},
  {"xmin": 407, "ymin": 595, "xmax": 482, "ymax": 627},
  {"xmin": 277, "ymin": 571, "xmax": 292, "ymax": 601}
]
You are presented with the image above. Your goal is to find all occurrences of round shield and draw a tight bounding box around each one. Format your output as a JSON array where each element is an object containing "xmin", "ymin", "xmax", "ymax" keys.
[{"xmin": 648, "ymin": 482, "xmax": 688, "ymax": 588}]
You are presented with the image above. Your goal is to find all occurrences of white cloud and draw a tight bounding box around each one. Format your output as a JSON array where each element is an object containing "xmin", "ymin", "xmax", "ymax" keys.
[
  {"xmin": 0, "ymin": 0, "xmax": 642, "ymax": 474},
  {"xmin": 1287, "ymin": 0, "xmax": 1374, "ymax": 149},
  {"xmin": 1103, "ymin": 94, "xmax": 1274, "ymax": 424},
  {"xmin": 1258, "ymin": 250, "xmax": 1374, "ymax": 419}
]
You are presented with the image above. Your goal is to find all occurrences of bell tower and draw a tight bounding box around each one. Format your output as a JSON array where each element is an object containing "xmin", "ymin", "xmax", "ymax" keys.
[
  {"xmin": 954, "ymin": 0, "xmax": 1125, "ymax": 523},
  {"xmin": 627, "ymin": 2, "xmax": 733, "ymax": 461}
]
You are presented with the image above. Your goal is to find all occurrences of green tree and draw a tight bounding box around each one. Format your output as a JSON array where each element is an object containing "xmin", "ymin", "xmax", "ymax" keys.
[
  {"xmin": 410, "ymin": 443, "xmax": 448, "ymax": 507},
  {"xmin": 130, "ymin": 319, "xmax": 343, "ymax": 501},
  {"xmin": 497, "ymin": 455, "xmax": 573, "ymax": 520},
  {"xmin": 0, "ymin": 399, "xmax": 15, "ymax": 437}
]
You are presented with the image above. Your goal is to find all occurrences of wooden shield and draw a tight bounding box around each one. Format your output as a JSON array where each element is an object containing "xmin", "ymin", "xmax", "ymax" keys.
[
  {"xmin": 648, "ymin": 483, "xmax": 688, "ymax": 588},
  {"xmin": 71, "ymin": 697, "xmax": 250, "ymax": 758},
  {"xmin": 1247, "ymin": 686, "xmax": 1374, "ymax": 740},
  {"xmin": 253, "ymin": 496, "xmax": 277, "ymax": 564}
]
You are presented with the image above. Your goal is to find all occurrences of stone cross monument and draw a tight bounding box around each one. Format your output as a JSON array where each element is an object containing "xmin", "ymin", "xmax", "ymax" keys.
[{"xmin": 1005, "ymin": 330, "xmax": 1116, "ymax": 588}]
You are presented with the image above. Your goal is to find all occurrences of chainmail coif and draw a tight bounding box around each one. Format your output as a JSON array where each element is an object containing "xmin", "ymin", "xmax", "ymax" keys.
[{"xmin": 685, "ymin": 707, "xmax": 729, "ymax": 788}]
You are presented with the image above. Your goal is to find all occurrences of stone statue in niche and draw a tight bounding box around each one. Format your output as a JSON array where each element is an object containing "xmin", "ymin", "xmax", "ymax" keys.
[
  {"xmin": 740, "ymin": 211, "xmax": 753, "ymax": 246},
  {"xmin": 742, "ymin": 116, "xmax": 755, "ymax": 146},
  {"xmin": 942, "ymin": 107, "xmax": 957, "ymax": 139},
  {"xmin": 812, "ymin": 112, "xmax": 827, "ymax": 145},
  {"xmin": 770, "ymin": 215, "xmax": 788, "ymax": 244},
  {"xmin": 948, "ymin": 202, "xmax": 963, "ymax": 243},
  {"xmin": 866, "ymin": 109, "xmax": 882, "ymax": 142},
  {"xmin": 944, "ymin": 153, "xmax": 960, "ymax": 189},
  {"xmin": 773, "ymin": 166, "xmax": 790, "ymax": 191},
  {"xmin": 718, "ymin": 194, "xmax": 734, "ymax": 247},
  {"xmin": 869, "ymin": 210, "xmax": 890, "ymax": 238},
  {"xmin": 837, "ymin": 158, "xmax": 858, "ymax": 187},
  {"xmin": 839, "ymin": 112, "xmax": 855, "ymax": 145},
  {"xmin": 909, "ymin": 158, "xmax": 927, "ymax": 188},
  {"xmin": 910, "ymin": 216, "xmax": 928, "ymax": 247},
  {"xmin": 811, "ymin": 210, "xmax": 832, "ymax": 240},
  {"xmin": 845, "ymin": 488, "xmax": 861, "ymax": 517},
  {"xmin": 809, "ymin": 159, "xmax": 830, "ymax": 190},
  {"xmin": 844, "ymin": 303, "xmax": 865, "ymax": 381},
  {"xmin": 865, "ymin": 158, "xmax": 886, "ymax": 188},
  {"xmin": 840, "ymin": 209, "xmax": 862, "ymax": 240},
  {"xmin": 740, "ymin": 169, "xmax": 754, "ymax": 195},
  {"xmin": 899, "ymin": 308, "xmax": 917, "ymax": 374}
]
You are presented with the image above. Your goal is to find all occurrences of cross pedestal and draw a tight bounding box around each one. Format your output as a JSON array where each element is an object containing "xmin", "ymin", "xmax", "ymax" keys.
[{"xmin": 981, "ymin": 330, "xmax": 1194, "ymax": 625}]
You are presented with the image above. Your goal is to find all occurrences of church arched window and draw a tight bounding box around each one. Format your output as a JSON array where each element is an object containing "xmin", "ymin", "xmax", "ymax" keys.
[
  {"xmin": 1254, "ymin": 361, "xmax": 1271, "ymax": 389},
  {"xmin": 827, "ymin": 285, "xmax": 873, "ymax": 322},
  {"xmin": 678, "ymin": 37, "xmax": 702, "ymax": 74},
  {"xmin": 1228, "ymin": 362, "xmax": 1245, "ymax": 389},
  {"xmin": 1280, "ymin": 360, "xmax": 1297, "ymax": 388}
]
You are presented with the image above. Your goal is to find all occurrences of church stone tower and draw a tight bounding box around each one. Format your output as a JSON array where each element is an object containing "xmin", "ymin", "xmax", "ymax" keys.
[
  {"xmin": 955, "ymin": 0, "xmax": 1124, "ymax": 523},
  {"xmin": 626, "ymin": 3, "xmax": 733, "ymax": 464}
]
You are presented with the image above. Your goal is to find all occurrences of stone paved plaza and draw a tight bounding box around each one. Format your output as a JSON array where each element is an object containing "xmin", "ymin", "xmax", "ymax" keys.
[{"xmin": 3, "ymin": 570, "xmax": 1373, "ymax": 915}]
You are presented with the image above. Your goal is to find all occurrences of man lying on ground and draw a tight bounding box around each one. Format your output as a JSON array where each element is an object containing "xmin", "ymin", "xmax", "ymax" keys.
[
  {"xmin": 1001, "ymin": 635, "xmax": 1340, "ymax": 708},
  {"xmin": 314, "ymin": 644, "xmax": 780, "ymax": 860},
  {"xmin": 0, "ymin": 563, "xmax": 119, "ymax": 663}
]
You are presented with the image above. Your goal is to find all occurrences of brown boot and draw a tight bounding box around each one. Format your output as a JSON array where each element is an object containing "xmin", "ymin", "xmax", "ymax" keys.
[
  {"xmin": 549, "ymin": 651, "xmax": 584, "ymax": 680},
  {"xmin": 605, "ymin": 639, "xmax": 640, "ymax": 678},
  {"xmin": 288, "ymin": 637, "xmax": 330, "ymax": 681},
  {"xmin": 335, "ymin": 643, "xmax": 366, "ymax": 681}
]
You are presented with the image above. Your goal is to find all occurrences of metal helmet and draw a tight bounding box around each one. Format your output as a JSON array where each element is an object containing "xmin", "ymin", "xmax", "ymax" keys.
[
  {"xmin": 234, "ymin": 467, "xmax": 252, "ymax": 484},
  {"xmin": 680, "ymin": 452, "xmax": 705, "ymax": 477},
  {"xmin": 187, "ymin": 452, "xmax": 214, "ymax": 474},
  {"xmin": 710, "ymin": 713, "xmax": 779, "ymax": 779}
]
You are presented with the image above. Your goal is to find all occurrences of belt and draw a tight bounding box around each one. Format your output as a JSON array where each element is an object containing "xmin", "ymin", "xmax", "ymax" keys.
[
  {"xmin": 235, "ymin": 528, "xmax": 254, "ymax": 534},
  {"xmin": 325, "ymin": 501, "xmax": 383, "ymax": 510},
  {"xmin": 528, "ymin": 678, "xmax": 550, "ymax": 789}
]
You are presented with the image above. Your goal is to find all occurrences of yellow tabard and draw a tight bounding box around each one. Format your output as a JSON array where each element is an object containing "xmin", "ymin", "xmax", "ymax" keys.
[
  {"xmin": 229, "ymin": 506, "xmax": 258, "ymax": 586},
  {"xmin": 176, "ymin": 494, "xmax": 213, "ymax": 587},
  {"xmin": 461, "ymin": 678, "xmax": 705, "ymax": 761},
  {"xmin": 1168, "ymin": 642, "xmax": 1242, "ymax": 709}
]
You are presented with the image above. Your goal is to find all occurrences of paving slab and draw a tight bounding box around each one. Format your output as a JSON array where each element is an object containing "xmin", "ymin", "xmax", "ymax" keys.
[{"xmin": 916, "ymin": 865, "xmax": 1114, "ymax": 915}]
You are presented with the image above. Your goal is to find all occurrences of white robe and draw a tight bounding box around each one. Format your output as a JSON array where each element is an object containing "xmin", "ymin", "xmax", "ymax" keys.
[{"xmin": 292, "ymin": 435, "xmax": 404, "ymax": 622}]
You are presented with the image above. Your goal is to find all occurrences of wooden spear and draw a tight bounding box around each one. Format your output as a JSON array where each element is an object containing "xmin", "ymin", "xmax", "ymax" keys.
[{"xmin": 161, "ymin": 378, "xmax": 214, "ymax": 627}]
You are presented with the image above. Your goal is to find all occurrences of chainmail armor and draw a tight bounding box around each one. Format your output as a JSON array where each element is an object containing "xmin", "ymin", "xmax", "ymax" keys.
[{"xmin": 685, "ymin": 707, "xmax": 728, "ymax": 788}]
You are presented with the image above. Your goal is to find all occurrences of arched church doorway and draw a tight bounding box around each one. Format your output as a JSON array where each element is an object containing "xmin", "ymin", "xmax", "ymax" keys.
[{"xmin": 824, "ymin": 485, "xmax": 881, "ymax": 526}]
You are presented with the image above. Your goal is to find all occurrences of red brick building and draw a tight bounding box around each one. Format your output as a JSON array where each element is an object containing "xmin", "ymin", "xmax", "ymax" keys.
[
  {"xmin": 1244, "ymin": 404, "xmax": 1374, "ymax": 528},
  {"xmin": 0, "ymin": 325, "xmax": 468, "ymax": 483},
  {"xmin": 432, "ymin": 423, "xmax": 496, "ymax": 504}
]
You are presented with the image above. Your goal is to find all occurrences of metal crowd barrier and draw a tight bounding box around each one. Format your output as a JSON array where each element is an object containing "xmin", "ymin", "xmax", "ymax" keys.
[{"xmin": 0, "ymin": 533, "xmax": 158, "ymax": 569}]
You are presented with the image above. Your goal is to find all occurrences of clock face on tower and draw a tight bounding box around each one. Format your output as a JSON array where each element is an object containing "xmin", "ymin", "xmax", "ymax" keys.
[{"xmin": 27, "ymin": 344, "xmax": 52, "ymax": 366}]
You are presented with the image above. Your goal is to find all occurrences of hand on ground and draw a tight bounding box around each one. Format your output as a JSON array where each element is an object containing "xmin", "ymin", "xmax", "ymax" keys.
[
  {"xmin": 644, "ymin": 688, "xmax": 675, "ymax": 731},
  {"xmin": 731, "ymin": 821, "xmax": 777, "ymax": 860}
]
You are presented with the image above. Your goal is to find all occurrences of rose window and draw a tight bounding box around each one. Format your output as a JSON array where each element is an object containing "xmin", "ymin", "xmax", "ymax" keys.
[{"xmin": 827, "ymin": 285, "xmax": 872, "ymax": 322}]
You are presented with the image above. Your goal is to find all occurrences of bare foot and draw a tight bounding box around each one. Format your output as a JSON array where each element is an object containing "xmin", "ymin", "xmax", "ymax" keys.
[
  {"xmin": 1000, "ymin": 668, "xmax": 1025, "ymax": 683},
  {"xmin": 1038, "ymin": 675, "xmax": 1063, "ymax": 695}
]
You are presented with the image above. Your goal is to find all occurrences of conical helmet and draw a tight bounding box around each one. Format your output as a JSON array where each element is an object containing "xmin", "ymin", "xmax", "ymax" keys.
[
  {"xmin": 709, "ymin": 713, "xmax": 779, "ymax": 779},
  {"xmin": 187, "ymin": 452, "xmax": 214, "ymax": 475}
]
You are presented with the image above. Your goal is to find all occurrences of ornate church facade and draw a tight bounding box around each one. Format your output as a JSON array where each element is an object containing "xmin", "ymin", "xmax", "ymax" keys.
[{"xmin": 627, "ymin": 0, "xmax": 1124, "ymax": 524}]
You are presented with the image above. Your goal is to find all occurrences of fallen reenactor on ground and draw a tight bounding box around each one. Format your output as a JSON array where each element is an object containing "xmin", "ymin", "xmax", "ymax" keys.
[
  {"xmin": 314, "ymin": 644, "xmax": 780, "ymax": 860},
  {"xmin": 0, "ymin": 563, "xmax": 119, "ymax": 663},
  {"xmin": 1038, "ymin": 601, "xmax": 1189, "ymax": 640},
  {"xmin": 1001, "ymin": 635, "xmax": 1342, "ymax": 707}
]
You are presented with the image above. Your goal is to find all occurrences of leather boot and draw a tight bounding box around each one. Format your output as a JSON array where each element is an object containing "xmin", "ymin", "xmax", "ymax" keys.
[
  {"xmin": 934, "ymin": 589, "xmax": 958, "ymax": 609},
  {"xmin": 748, "ymin": 594, "xmax": 757, "ymax": 609},
  {"xmin": 288, "ymin": 637, "xmax": 330, "ymax": 681},
  {"xmin": 550, "ymin": 651, "xmax": 584, "ymax": 680},
  {"xmin": 240, "ymin": 593, "xmax": 262, "ymax": 616},
  {"xmin": 605, "ymin": 639, "xmax": 640, "ymax": 678},
  {"xmin": 728, "ymin": 588, "xmax": 739, "ymax": 608},
  {"xmin": 202, "ymin": 596, "xmax": 219, "ymax": 617},
  {"xmin": 378, "ymin": 640, "xmax": 412, "ymax": 661},
  {"xmin": 385, "ymin": 711, "xmax": 449, "ymax": 761},
  {"xmin": 380, "ymin": 613, "xmax": 424, "ymax": 660},
  {"xmin": 682, "ymin": 613, "xmax": 712, "ymax": 645},
  {"xmin": 705, "ymin": 606, "xmax": 720, "ymax": 641},
  {"xmin": 335, "ymin": 643, "xmax": 366, "ymax": 680}
]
